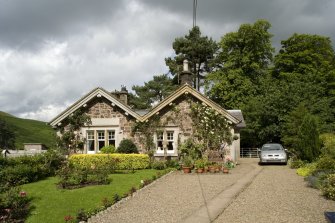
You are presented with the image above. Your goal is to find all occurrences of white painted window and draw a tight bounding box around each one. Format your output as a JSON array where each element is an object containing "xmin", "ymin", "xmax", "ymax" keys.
[
  {"xmin": 157, "ymin": 132, "xmax": 163, "ymax": 151},
  {"xmin": 97, "ymin": 131, "xmax": 105, "ymax": 150},
  {"xmin": 167, "ymin": 131, "xmax": 174, "ymax": 151},
  {"xmin": 87, "ymin": 131, "xmax": 94, "ymax": 151},
  {"xmin": 108, "ymin": 130, "xmax": 115, "ymax": 147}
]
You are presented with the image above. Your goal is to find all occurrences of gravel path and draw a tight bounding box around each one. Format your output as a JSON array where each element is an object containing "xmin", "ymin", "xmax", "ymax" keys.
[
  {"xmin": 88, "ymin": 159, "xmax": 258, "ymax": 223},
  {"xmin": 214, "ymin": 165, "xmax": 334, "ymax": 223}
]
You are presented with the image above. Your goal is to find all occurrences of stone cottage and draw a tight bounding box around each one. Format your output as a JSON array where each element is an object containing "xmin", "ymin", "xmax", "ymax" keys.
[{"xmin": 49, "ymin": 61, "xmax": 245, "ymax": 161}]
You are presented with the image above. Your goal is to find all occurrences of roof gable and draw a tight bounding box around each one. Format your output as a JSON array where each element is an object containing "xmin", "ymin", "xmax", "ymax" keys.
[
  {"xmin": 141, "ymin": 84, "xmax": 241, "ymax": 124},
  {"xmin": 49, "ymin": 87, "xmax": 141, "ymax": 127}
]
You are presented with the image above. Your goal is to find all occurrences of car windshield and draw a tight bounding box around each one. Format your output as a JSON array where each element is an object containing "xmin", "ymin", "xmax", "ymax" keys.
[{"xmin": 261, "ymin": 144, "xmax": 283, "ymax": 151}]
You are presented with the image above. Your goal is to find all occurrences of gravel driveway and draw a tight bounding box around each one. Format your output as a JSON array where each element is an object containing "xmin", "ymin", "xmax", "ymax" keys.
[
  {"xmin": 88, "ymin": 159, "xmax": 334, "ymax": 223},
  {"xmin": 88, "ymin": 159, "xmax": 258, "ymax": 223},
  {"xmin": 214, "ymin": 164, "xmax": 334, "ymax": 223}
]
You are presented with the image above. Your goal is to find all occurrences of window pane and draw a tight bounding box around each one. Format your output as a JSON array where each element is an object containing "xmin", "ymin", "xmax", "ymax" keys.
[
  {"xmin": 157, "ymin": 141, "xmax": 163, "ymax": 150},
  {"xmin": 98, "ymin": 131, "xmax": 105, "ymax": 140},
  {"xmin": 98, "ymin": 141, "xmax": 105, "ymax": 150},
  {"xmin": 167, "ymin": 132, "xmax": 173, "ymax": 141},
  {"xmin": 108, "ymin": 131, "xmax": 115, "ymax": 140},
  {"xmin": 109, "ymin": 140, "xmax": 115, "ymax": 147},
  {"xmin": 157, "ymin": 132, "xmax": 163, "ymax": 150},
  {"xmin": 87, "ymin": 140, "xmax": 94, "ymax": 151},
  {"xmin": 168, "ymin": 141, "xmax": 173, "ymax": 150},
  {"xmin": 87, "ymin": 131, "xmax": 94, "ymax": 140}
]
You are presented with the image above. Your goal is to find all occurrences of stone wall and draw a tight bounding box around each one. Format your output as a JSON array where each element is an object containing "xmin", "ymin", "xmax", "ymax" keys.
[
  {"xmin": 87, "ymin": 98, "xmax": 124, "ymax": 119},
  {"xmin": 159, "ymin": 97, "xmax": 194, "ymax": 137},
  {"xmin": 86, "ymin": 98, "xmax": 136, "ymax": 139}
]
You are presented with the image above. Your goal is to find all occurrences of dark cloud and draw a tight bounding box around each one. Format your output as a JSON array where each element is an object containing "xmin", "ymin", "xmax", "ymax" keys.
[
  {"xmin": 0, "ymin": 0, "xmax": 335, "ymax": 121},
  {"xmin": 0, "ymin": 0, "xmax": 125, "ymax": 50}
]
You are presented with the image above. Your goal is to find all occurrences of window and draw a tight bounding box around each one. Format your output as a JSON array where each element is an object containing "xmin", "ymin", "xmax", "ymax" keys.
[
  {"xmin": 167, "ymin": 131, "xmax": 174, "ymax": 150},
  {"xmin": 97, "ymin": 131, "xmax": 105, "ymax": 150},
  {"xmin": 108, "ymin": 130, "xmax": 115, "ymax": 147},
  {"xmin": 157, "ymin": 132, "xmax": 163, "ymax": 151},
  {"xmin": 87, "ymin": 131, "xmax": 94, "ymax": 151}
]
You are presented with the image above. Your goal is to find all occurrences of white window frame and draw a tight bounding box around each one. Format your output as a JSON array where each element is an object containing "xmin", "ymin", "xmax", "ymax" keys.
[
  {"xmin": 167, "ymin": 131, "xmax": 174, "ymax": 151},
  {"xmin": 97, "ymin": 130, "xmax": 105, "ymax": 151},
  {"xmin": 155, "ymin": 129, "xmax": 178, "ymax": 155},
  {"xmin": 108, "ymin": 130, "xmax": 116, "ymax": 147},
  {"xmin": 156, "ymin": 132, "xmax": 163, "ymax": 152},
  {"xmin": 87, "ymin": 131, "xmax": 95, "ymax": 154}
]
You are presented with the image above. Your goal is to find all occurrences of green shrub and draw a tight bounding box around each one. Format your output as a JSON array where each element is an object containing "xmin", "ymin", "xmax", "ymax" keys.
[
  {"xmin": 320, "ymin": 133, "xmax": 335, "ymax": 158},
  {"xmin": 69, "ymin": 154, "xmax": 150, "ymax": 171},
  {"xmin": 57, "ymin": 162, "xmax": 110, "ymax": 189},
  {"xmin": 166, "ymin": 159, "xmax": 180, "ymax": 169},
  {"xmin": 0, "ymin": 164, "xmax": 46, "ymax": 186},
  {"xmin": 151, "ymin": 161, "xmax": 166, "ymax": 170},
  {"xmin": 117, "ymin": 139, "xmax": 138, "ymax": 154},
  {"xmin": 288, "ymin": 158, "xmax": 305, "ymax": 169},
  {"xmin": 194, "ymin": 159, "xmax": 205, "ymax": 169},
  {"xmin": 0, "ymin": 150, "xmax": 64, "ymax": 187},
  {"xmin": 100, "ymin": 145, "xmax": 116, "ymax": 154},
  {"xmin": 321, "ymin": 173, "xmax": 335, "ymax": 200},
  {"xmin": 179, "ymin": 139, "xmax": 202, "ymax": 160},
  {"xmin": 315, "ymin": 157, "xmax": 335, "ymax": 171},
  {"xmin": 0, "ymin": 186, "xmax": 31, "ymax": 222},
  {"xmin": 305, "ymin": 170, "xmax": 332, "ymax": 189},
  {"xmin": 182, "ymin": 156, "xmax": 193, "ymax": 167},
  {"xmin": 296, "ymin": 163, "xmax": 317, "ymax": 177}
]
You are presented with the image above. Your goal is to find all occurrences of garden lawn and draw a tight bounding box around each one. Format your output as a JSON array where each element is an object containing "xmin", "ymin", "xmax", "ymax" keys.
[{"xmin": 22, "ymin": 169, "xmax": 164, "ymax": 223}]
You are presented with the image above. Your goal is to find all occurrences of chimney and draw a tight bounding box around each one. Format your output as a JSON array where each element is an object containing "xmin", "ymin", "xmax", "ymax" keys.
[
  {"xmin": 119, "ymin": 86, "xmax": 128, "ymax": 105},
  {"xmin": 111, "ymin": 86, "xmax": 128, "ymax": 105},
  {"xmin": 179, "ymin": 59, "xmax": 193, "ymax": 86}
]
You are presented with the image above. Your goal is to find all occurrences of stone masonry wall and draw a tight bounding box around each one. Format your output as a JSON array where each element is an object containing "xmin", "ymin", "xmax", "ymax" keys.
[{"xmin": 86, "ymin": 98, "xmax": 135, "ymax": 138}]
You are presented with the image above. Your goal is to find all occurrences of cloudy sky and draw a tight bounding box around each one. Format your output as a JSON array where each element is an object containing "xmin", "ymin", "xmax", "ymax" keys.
[{"xmin": 1, "ymin": 0, "xmax": 335, "ymax": 122}]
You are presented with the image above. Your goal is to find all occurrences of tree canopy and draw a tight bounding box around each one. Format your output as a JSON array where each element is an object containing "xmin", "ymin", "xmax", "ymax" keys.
[
  {"xmin": 206, "ymin": 20, "xmax": 274, "ymax": 109},
  {"xmin": 129, "ymin": 74, "xmax": 177, "ymax": 109},
  {"xmin": 165, "ymin": 26, "xmax": 218, "ymax": 90},
  {"xmin": 134, "ymin": 19, "xmax": 335, "ymax": 152}
]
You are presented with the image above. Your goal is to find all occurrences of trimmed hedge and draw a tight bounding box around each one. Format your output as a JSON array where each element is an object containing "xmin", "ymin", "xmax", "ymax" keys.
[{"xmin": 69, "ymin": 154, "xmax": 150, "ymax": 170}]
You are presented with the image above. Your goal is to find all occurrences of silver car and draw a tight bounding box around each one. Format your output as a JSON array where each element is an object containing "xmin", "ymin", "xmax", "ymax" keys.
[{"xmin": 259, "ymin": 143, "xmax": 287, "ymax": 165}]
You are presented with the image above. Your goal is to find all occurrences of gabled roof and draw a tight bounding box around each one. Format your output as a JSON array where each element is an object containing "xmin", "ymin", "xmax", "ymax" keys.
[
  {"xmin": 227, "ymin": 110, "xmax": 246, "ymax": 128},
  {"xmin": 141, "ymin": 84, "xmax": 241, "ymax": 125},
  {"xmin": 49, "ymin": 87, "xmax": 141, "ymax": 127}
]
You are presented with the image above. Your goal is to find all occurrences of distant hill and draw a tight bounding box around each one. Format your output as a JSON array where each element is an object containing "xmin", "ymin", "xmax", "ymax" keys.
[{"xmin": 0, "ymin": 111, "xmax": 57, "ymax": 149}]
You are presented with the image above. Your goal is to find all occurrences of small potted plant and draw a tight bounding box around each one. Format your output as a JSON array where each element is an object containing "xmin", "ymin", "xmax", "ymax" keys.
[
  {"xmin": 182, "ymin": 156, "xmax": 193, "ymax": 174},
  {"xmin": 214, "ymin": 163, "xmax": 221, "ymax": 173},
  {"xmin": 208, "ymin": 162, "xmax": 216, "ymax": 173},
  {"xmin": 195, "ymin": 159, "xmax": 205, "ymax": 173},
  {"xmin": 223, "ymin": 163, "xmax": 230, "ymax": 174}
]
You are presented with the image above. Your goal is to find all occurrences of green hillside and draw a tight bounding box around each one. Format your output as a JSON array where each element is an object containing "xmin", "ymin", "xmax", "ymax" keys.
[{"xmin": 0, "ymin": 111, "xmax": 57, "ymax": 149}]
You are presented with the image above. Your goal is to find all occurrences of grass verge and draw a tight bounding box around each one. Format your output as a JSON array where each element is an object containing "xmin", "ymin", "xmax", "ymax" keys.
[{"xmin": 22, "ymin": 169, "xmax": 166, "ymax": 223}]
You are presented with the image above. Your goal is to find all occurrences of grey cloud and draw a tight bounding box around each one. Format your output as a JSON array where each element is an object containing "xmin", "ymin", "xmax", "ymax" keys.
[
  {"xmin": 0, "ymin": 0, "xmax": 126, "ymax": 50},
  {"xmin": 0, "ymin": 0, "xmax": 335, "ymax": 121}
]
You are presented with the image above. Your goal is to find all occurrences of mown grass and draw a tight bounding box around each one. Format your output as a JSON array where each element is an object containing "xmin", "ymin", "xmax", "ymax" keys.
[
  {"xmin": 22, "ymin": 169, "xmax": 164, "ymax": 223},
  {"xmin": 0, "ymin": 111, "xmax": 57, "ymax": 149}
]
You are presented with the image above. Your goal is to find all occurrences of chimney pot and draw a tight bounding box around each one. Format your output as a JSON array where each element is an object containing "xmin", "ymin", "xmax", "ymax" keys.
[
  {"xmin": 180, "ymin": 60, "xmax": 193, "ymax": 86},
  {"xmin": 183, "ymin": 59, "xmax": 189, "ymax": 72}
]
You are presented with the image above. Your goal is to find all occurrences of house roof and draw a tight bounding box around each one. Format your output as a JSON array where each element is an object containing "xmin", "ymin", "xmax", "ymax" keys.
[
  {"xmin": 141, "ymin": 84, "xmax": 241, "ymax": 125},
  {"xmin": 49, "ymin": 84, "xmax": 243, "ymax": 127},
  {"xmin": 227, "ymin": 110, "xmax": 246, "ymax": 128},
  {"xmin": 49, "ymin": 87, "xmax": 142, "ymax": 127}
]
